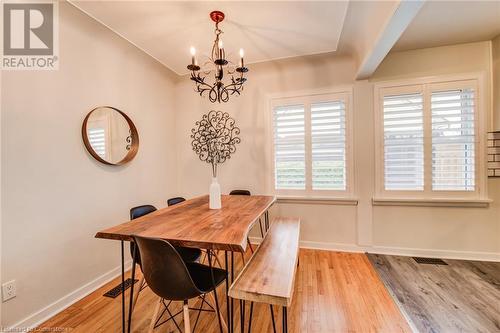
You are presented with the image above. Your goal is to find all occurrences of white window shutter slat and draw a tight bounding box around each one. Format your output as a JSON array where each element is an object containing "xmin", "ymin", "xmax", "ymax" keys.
[
  {"xmin": 273, "ymin": 105, "xmax": 306, "ymax": 190},
  {"xmin": 431, "ymin": 89, "xmax": 475, "ymax": 191},
  {"xmin": 88, "ymin": 128, "xmax": 106, "ymax": 159},
  {"xmin": 383, "ymin": 93, "xmax": 424, "ymax": 190},
  {"xmin": 311, "ymin": 101, "xmax": 346, "ymax": 190}
]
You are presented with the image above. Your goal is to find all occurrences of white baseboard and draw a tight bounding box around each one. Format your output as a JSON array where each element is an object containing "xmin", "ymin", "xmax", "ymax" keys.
[
  {"xmin": 249, "ymin": 237, "xmax": 500, "ymax": 262},
  {"xmin": 8, "ymin": 260, "xmax": 132, "ymax": 331}
]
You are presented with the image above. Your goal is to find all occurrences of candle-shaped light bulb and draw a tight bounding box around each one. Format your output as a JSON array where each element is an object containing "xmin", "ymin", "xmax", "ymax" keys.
[
  {"xmin": 218, "ymin": 40, "xmax": 224, "ymax": 49},
  {"xmin": 190, "ymin": 46, "xmax": 196, "ymax": 66},
  {"xmin": 239, "ymin": 48, "xmax": 244, "ymax": 67}
]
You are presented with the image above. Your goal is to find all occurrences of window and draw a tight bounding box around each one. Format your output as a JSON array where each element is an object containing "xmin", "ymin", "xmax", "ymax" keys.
[
  {"xmin": 383, "ymin": 92, "xmax": 424, "ymax": 190},
  {"xmin": 431, "ymin": 89, "xmax": 475, "ymax": 191},
  {"xmin": 271, "ymin": 91, "xmax": 352, "ymax": 197},
  {"xmin": 375, "ymin": 76, "xmax": 485, "ymax": 200},
  {"xmin": 273, "ymin": 104, "xmax": 306, "ymax": 190}
]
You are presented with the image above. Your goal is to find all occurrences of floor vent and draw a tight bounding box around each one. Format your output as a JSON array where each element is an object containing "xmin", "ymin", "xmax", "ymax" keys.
[
  {"xmin": 103, "ymin": 278, "xmax": 138, "ymax": 298},
  {"xmin": 413, "ymin": 257, "xmax": 448, "ymax": 265}
]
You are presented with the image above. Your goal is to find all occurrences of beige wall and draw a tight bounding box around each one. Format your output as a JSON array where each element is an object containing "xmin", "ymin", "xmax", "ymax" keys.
[
  {"xmin": 175, "ymin": 41, "xmax": 500, "ymax": 255},
  {"xmin": 1, "ymin": 3, "xmax": 178, "ymax": 327},
  {"xmin": 372, "ymin": 42, "xmax": 499, "ymax": 254},
  {"xmin": 493, "ymin": 35, "xmax": 500, "ymax": 130}
]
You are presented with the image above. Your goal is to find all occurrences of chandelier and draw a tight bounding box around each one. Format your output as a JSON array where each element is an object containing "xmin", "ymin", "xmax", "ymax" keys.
[{"xmin": 187, "ymin": 11, "xmax": 248, "ymax": 103}]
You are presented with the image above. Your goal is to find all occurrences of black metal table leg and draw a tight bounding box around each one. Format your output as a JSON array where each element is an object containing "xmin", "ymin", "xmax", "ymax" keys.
[
  {"xmin": 282, "ymin": 307, "xmax": 287, "ymax": 333},
  {"xmin": 225, "ymin": 251, "xmax": 231, "ymax": 333},
  {"xmin": 208, "ymin": 250, "xmax": 224, "ymax": 333},
  {"xmin": 247, "ymin": 302, "xmax": 254, "ymax": 333},
  {"xmin": 127, "ymin": 243, "xmax": 137, "ymax": 333},
  {"xmin": 120, "ymin": 241, "xmax": 125, "ymax": 333},
  {"xmin": 270, "ymin": 305, "xmax": 276, "ymax": 333},
  {"xmin": 240, "ymin": 300, "xmax": 245, "ymax": 333},
  {"xmin": 231, "ymin": 251, "xmax": 234, "ymax": 333}
]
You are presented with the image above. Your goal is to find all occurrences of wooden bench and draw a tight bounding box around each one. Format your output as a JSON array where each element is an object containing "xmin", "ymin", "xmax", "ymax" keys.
[{"xmin": 229, "ymin": 216, "xmax": 300, "ymax": 332}]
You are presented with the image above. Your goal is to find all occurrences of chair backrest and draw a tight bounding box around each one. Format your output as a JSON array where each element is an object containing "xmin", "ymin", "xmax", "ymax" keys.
[
  {"xmin": 129, "ymin": 205, "xmax": 157, "ymax": 266},
  {"xmin": 132, "ymin": 235, "xmax": 201, "ymax": 301},
  {"xmin": 130, "ymin": 205, "xmax": 157, "ymax": 220},
  {"xmin": 229, "ymin": 190, "xmax": 251, "ymax": 196},
  {"xmin": 167, "ymin": 197, "xmax": 186, "ymax": 206}
]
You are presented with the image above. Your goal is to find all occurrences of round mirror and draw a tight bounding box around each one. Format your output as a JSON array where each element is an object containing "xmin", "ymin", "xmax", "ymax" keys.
[{"xmin": 82, "ymin": 106, "xmax": 139, "ymax": 165}]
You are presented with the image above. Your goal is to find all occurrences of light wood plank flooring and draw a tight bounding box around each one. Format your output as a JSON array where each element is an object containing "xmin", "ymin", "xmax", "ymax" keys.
[
  {"xmin": 367, "ymin": 253, "xmax": 500, "ymax": 333},
  {"xmin": 38, "ymin": 250, "xmax": 411, "ymax": 332}
]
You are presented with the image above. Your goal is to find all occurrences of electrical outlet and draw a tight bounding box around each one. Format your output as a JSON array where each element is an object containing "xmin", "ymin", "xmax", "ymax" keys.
[{"xmin": 2, "ymin": 280, "xmax": 16, "ymax": 302}]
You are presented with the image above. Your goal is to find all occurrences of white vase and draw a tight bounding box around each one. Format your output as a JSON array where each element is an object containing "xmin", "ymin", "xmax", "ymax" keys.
[{"xmin": 209, "ymin": 177, "xmax": 222, "ymax": 209}]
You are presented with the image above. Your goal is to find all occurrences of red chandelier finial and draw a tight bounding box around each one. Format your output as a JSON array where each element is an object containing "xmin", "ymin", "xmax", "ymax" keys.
[{"xmin": 210, "ymin": 11, "xmax": 225, "ymax": 23}]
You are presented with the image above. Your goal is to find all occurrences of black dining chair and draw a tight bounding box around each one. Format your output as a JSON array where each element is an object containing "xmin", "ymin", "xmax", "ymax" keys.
[
  {"xmin": 167, "ymin": 196, "xmax": 186, "ymax": 207},
  {"xmin": 129, "ymin": 205, "xmax": 202, "ymax": 314},
  {"xmin": 133, "ymin": 235, "xmax": 227, "ymax": 333}
]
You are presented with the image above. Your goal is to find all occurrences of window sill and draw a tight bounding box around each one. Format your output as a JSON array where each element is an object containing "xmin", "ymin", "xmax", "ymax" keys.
[
  {"xmin": 277, "ymin": 196, "xmax": 358, "ymax": 206},
  {"xmin": 372, "ymin": 197, "xmax": 492, "ymax": 208}
]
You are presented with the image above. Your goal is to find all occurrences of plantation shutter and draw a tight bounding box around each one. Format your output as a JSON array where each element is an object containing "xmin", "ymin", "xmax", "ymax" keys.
[
  {"xmin": 431, "ymin": 88, "xmax": 475, "ymax": 191},
  {"xmin": 88, "ymin": 128, "xmax": 106, "ymax": 159},
  {"xmin": 383, "ymin": 93, "xmax": 424, "ymax": 190},
  {"xmin": 311, "ymin": 101, "xmax": 346, "ymax": 190},
  {"xmin": 273, "ymin": 104, "xmax": 306, "ymax": 190}
]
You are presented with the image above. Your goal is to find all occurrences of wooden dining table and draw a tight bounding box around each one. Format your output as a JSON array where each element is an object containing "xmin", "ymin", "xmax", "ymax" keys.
[{"xmin": 95, "ymin": 194, "xmax": 276, "ymax": 333}]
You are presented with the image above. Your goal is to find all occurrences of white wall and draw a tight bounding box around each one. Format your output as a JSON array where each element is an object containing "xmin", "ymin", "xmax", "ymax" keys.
[
  {"xmin": 175, "ymin": 41, "xmax": 500, "ymax": 257},
  {"xmin": 1, "ymin": 3, "xmax": 178, "ymax": 327}
]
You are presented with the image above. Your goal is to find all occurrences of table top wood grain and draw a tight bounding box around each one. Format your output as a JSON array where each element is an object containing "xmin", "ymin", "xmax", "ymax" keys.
[
  {"xmin": 229, "ymin": 216, "xmax": 300, "ymax": 306},
  {"xmin": 95, "ymin": 195, "xmax": 276, "ymax": 252}
]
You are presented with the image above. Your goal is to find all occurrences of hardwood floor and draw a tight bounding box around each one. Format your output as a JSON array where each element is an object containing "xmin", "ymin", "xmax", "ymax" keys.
[
  {"xmin": 38, "ymin": 250, "xmax": 411, "ymax": 332},
  {"xmin": 367, "ymin": 253, "xmax": 500, "ymax": 333}
]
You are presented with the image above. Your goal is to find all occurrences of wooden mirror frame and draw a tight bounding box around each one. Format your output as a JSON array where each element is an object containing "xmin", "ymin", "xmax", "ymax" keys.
[{"xmin": 82, "ymin": 106, "xmax": 139, "ymax": 166}]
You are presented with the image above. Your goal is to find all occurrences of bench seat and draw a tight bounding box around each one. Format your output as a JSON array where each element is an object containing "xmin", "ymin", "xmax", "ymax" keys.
[{"xmin": 229, "ymin": 216, "xmax": 300, "ymax": 307}]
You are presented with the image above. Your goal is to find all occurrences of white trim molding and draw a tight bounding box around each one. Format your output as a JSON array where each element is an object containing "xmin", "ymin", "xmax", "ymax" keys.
[
  {"xmin": 277, "ymin": 196, "xmax": 358, "ymax": 205},
  {"xmin": 8, "ymin": 261, "xmax": 132, "ymax": 331},
  {"xmin": 372, "ymin": 197, "xmax": 492, "ymax": 208}
]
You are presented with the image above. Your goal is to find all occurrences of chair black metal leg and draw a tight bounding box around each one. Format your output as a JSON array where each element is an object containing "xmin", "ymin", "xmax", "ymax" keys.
[
  {"xmin": 247, "ymin": 302, "xmax": 254, "ymax": 333},
  {"xmin": 127, "ymin": 245, "xmax": 137, "ymax": 333},
  {"xmin": 225, "ymin": 251, "xmax": 231, "ymax": 333},
  {"xmin": 270, "ymin": 305, "xmax": 276, "ymax": 333},
  {"xmin": 120, "ymin": 241, "xmax": 125, "ymax": 333},
  {"xmin": 282, "ymin": 307, "xmax": 287, "ymax": 333},
  {"xmin": 208, "ymin": 251, "xmax": 224, "ymax": 333}
]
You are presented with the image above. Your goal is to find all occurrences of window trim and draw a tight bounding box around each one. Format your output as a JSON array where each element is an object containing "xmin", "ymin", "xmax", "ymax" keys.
[
  {"xmin": 268, "ymin": 87, "xmax": 354, "ymax": 199},
  {"xmin": 373, "ymin": 72, "xmax": 488, "ymax": 200}
]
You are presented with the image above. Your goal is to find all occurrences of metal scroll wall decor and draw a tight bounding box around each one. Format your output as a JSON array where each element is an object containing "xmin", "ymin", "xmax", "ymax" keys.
[
  {"xmin": 187, "ymin": 11, "xmax": 249, "ymax": 103},
  {"xmin": 191, "ymin": 110, "xmax": 241, "ymax": 177}
]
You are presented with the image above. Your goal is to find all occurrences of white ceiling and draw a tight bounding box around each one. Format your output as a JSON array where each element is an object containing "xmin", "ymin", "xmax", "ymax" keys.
[
  {"xmin": 393, "ymin": 1, "xmax": 500, "ymax": 51},
  {"xmin": 71, "ymin": 1, "xmax": 349, "ymax": 75},
  {"xmin": 71, "ymin": 1, "xmax": 500, "ymax": 77}
]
